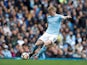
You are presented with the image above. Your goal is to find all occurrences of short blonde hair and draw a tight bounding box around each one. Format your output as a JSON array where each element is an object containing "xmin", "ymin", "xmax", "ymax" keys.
[{"xmin": 48, "ymin": 6, "xmax": 57, "ymax": 12}]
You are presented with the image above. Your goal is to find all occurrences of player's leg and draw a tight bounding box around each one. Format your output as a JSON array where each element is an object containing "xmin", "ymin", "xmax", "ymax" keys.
[
  {"xmin": 30, "ymin": 39, "xmax": 43, "ymax": 57},
  {"xmin": 48, "ymin": 44, "xmax": 58, "ymax": 55},
  {"xmin": 35, "ymin": 40, "xmax": 52, "ymax": 57},
  {"xmin": 30, "ymin": 33, "xmax": 48, "ymax": 58},
  {"xmin": 46, "ymin": 44, "xmax": 63, "ymax": 57},
  {"xmin": 34, "ymin": 35, "xmax": 57, "ymax": 59},
  {"xmin": 31, "ymin": 39, "xmax": 44, "ymax": 53}
]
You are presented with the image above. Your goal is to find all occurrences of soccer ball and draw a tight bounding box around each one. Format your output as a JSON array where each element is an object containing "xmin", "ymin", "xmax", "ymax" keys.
[{"xmin": 21, "ymin": 52, "xmax": 29, "ymax": 60}]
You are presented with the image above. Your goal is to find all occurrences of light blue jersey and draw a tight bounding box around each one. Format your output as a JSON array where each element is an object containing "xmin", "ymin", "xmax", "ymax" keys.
[{"xmin": 46, "ymin": 14, "xmax": 63, "ymax": 35}]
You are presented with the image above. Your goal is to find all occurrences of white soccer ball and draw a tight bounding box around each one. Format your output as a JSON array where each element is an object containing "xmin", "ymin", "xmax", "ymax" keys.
[{"xmin": 21, "ymin": 52, "xmax": 29, "ymax": 60}]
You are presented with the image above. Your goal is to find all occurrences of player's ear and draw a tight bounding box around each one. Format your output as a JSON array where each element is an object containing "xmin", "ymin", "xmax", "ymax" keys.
[{"xmin": 53, "ymin": 7, "xmax": 57, "ymax": 12}]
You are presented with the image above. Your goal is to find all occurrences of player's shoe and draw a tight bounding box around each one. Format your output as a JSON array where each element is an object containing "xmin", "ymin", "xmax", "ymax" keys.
[{"xmin": 34, "ymin": 55, "xmax": 38, "ymax": 60}]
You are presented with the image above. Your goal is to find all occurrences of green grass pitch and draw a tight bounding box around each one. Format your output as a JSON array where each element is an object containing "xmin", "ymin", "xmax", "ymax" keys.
[{"xmin": 0, "ymin": 59, "xmax": 87, "ymax": 65}]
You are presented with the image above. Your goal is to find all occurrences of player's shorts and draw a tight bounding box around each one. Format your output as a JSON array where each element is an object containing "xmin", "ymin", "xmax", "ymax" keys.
[{"xmin": 39, "ymin": 33, "xmax": 58, "ymax": 43}]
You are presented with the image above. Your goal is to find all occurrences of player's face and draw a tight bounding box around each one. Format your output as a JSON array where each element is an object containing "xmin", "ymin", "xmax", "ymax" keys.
[{"xmin": 49, "ymin": 10, "xmax": 55, "ymax": 16}]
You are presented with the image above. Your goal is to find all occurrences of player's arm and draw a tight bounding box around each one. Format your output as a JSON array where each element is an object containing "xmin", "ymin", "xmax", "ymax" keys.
[{"xmin": 61, "ymin": 15, "xmax": 72, "ymax": 20}]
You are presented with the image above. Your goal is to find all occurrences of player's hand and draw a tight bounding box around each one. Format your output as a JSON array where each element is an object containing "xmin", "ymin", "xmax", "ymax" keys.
[{"xmin": 67, "ymin": 15, "xmax": 72, "ymax": 18}]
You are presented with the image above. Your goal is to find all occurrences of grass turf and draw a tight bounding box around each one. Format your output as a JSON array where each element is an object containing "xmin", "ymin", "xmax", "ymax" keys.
[{"xmin": 0, "ymin": 59, "xmax": 87, "ymax": 65}]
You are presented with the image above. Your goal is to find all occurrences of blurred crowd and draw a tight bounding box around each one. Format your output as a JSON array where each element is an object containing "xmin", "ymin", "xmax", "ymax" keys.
[{"xmin": 0, "ymin": 0, "xmax": 87, "ymax": 59}]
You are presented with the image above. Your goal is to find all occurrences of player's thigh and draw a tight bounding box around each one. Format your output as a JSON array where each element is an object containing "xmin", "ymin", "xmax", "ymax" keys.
[
  {"xmin": 35, "ymin": 33, "xmax": 48, "ymax": 46},
  {"xmin": 49, "ymin": 35, "xmax": 57, "ymax": 43},
  {"xmin": 50, "ymin": 46, "xmax": 58, "ymax": 55},
  {"xmin": 44, "ymin": 35, "xmax": 57, "ymax": 46},
  {"xmin": 44, "ymin": 40, "xmax": 52, "ymax": 46},
  {"xmin": 39, "ymin": 33, "xmax": 49, "ymax": 43}
]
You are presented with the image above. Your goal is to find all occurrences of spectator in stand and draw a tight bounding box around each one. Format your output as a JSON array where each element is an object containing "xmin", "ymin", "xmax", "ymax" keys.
[{"xmin": 0, "ymin": 0, "xmax": 86, "ymax": 59}]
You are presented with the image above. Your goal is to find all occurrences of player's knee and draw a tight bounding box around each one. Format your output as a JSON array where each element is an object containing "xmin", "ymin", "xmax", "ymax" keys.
[
  {"xmin": 51, "ymin": 47, "xmax": 58, "ymax": 55},
  {"xmin": 44, "ymin": 40, "xmax": 52, "ymax": 46},
  {"xmin": 35, "ymin": 43, "xmax": 39, "ymax": 46},
  {"xmin": 58, "ymin": 49, "xmax": 63, "ymax": 55}
]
